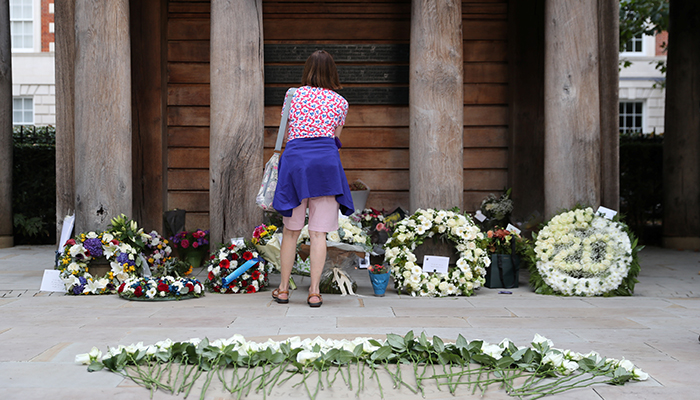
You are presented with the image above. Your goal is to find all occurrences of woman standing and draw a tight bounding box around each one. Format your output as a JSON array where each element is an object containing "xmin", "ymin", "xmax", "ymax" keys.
[{"xmin": 271, "ymin": 50, "xmax": 354, "ymax": 307}]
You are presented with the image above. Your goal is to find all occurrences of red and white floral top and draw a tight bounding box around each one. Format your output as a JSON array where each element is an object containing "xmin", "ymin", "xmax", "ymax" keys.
[{"xmin": 284, "ymin": 86, "xmax": 348, "ymax": 142}]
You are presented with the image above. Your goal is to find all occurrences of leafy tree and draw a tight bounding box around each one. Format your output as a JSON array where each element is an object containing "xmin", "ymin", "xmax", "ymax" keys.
[{"xmin": 619, "ymin": 0, "xmax": 670, "ymax": 76}]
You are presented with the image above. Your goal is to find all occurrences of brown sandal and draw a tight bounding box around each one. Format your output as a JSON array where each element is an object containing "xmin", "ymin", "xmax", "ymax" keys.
[
  {"xmin": 307, "ymin": 293, "xmax": 323, "ymax": 308},
  {"xmin": 272, "ymin": 288, "xmax": 289, "ymax": 304}
]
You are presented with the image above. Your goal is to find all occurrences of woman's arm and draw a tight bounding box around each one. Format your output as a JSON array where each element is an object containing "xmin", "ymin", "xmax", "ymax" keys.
[{"xmin": 334, "ymin": 125, "xmax": 343, "ymax": 138}]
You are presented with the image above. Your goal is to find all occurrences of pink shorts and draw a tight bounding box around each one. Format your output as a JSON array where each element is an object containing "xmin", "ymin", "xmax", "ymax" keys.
[{"xmin": 283, "ymin": 196, "xmax": 339, "ymax": 232}]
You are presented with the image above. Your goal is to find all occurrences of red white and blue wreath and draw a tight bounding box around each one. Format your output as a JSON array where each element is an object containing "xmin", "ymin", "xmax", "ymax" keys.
[{"xmin": 205, "ymin": 243, "xmax": 269, "ymax": 294}]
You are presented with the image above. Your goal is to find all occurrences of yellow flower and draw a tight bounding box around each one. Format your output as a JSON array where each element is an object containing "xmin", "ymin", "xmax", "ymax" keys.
[
  {"xmin": 260, "ymin": 231, "xmax": 268, "ymax": 237},
  {"xmin": 164, "ymin": 239, "xmax": 169, "ymax": 244},
  {"xmin": 269, "ymin": 225, "xmax": 277, "ymax": 231},
  {"xmin": 185, "ymin": 266, "xmax": 193, "ymax": 276},
  {"xmin": 108, "ymin": 272, "xmax": 114, "ymax": 279},
  {"xmin": 157, "ymin": 244, "xmax": 162, "ymax": 249},
  {"xmin": 148, "ymin": 258, "xmax": 154, "ymax": 264}
]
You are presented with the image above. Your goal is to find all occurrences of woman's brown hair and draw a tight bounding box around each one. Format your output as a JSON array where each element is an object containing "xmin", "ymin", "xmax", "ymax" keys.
[{"xmin": 301, "ymin": 50, "xmax": 342, "ymax": 90}]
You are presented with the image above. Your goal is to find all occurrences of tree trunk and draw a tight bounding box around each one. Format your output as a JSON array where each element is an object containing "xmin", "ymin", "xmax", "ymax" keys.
[
  {"xmin": 597, "ymin": 0, "xmax": 620, "ymax": 211},
  {"xmin": 409, "ymin": 0, "xmax": 463, "ymax": 212},
  {"xmin": 663, "ymin": 0, "xmax": 700, "ymax": 249},
  {"xmin": 0, "ymin": 0, "xmax": 12, "ymax": 248},
  {"xmin": 130, "ymin": 0, "xmax": 165, "ymax": 233},
  {"xmin": 508, "ymin": 0, "xmax": 545, "ymax": 223},
  {"xmin": 55, "ymin": 0, "xmax": 76, "ymax": 241},
  {"xmin": 544, "ymin": 0, "xmax": 601, "ymax": 218},
  {"xmin": 74, "ymin": 0, "xmax": 132, "ymax": 233},
  {"xmin": 210, "ymin": 0, "xmax": 264, "ymax": 243}
]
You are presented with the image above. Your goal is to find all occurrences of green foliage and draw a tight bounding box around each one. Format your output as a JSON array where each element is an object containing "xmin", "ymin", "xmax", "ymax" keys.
[
  {"xmin": 619, "ymin": 0, "xmax": 669, "ymax": 47},
  {"xmin": 12, "ymin": 126, "xmax": 56, "ymax": 244}
]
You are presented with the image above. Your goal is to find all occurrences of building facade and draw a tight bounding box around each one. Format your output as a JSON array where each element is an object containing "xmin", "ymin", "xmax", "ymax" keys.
[{"xmin": 10, "ymin": 0, "xmax": 55, "ymax": 126}]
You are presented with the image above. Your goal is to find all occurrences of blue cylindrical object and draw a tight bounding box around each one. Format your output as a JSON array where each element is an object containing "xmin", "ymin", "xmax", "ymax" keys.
[
  {"xmin": 222, "ymin": 258, "xmax": 262, "ymax": 286},
  {"xmin": 368, "ymin": 272, "xmax": 390, "ymax": 296}
]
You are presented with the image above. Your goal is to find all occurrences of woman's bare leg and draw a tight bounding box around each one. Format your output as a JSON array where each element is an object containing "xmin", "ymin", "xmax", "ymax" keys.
[
  {"xmin": 308, "ymin": 230, "xmax": 327, "ymax": 302},
  {"xmin": 277, "ymin": 226, "xmax": 301, "ymax": 300}
]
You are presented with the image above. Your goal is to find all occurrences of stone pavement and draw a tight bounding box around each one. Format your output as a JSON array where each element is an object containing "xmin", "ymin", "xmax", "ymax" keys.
[{"xmin": 0, "ymin": 245, "xmax": 698, "ymax": 400}]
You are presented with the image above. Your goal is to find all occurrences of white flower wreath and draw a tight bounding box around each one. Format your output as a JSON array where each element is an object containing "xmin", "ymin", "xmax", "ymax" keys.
[
  {"xmin": 384, "ymin": 208, "xmax": 489, "ymax": 297},
  {"xmin": 532, "ymin": 208, "xmax": 639, "ymax": 296}
]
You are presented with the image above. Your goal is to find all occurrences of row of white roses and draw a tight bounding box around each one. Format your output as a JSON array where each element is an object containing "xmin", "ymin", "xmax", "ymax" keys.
[
  {"xmin": 119, "ymin": 276, "xmax": 203, "ymax": 299},
  {"xmin": 76, "ymin": 333, "xmax": 648, "ymax": 381}
]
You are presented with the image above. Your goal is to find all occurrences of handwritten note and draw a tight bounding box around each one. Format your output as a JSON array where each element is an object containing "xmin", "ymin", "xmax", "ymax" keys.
[
  {"xmin": 596, "ymin": 206, "xmax": 618, "ymax": 220},
  {"xmin": 422, "ymin": 256, "xmax": 450, "ymax": 275},
  {"xmin": 40, "ymin": 270, "xmax": 66, "ymax": 292}
]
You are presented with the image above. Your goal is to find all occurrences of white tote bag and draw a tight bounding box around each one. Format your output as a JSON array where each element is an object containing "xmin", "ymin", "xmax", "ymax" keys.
[{"xmin": 256, "ymin": 88, "xmax": 296, "ymax": 211}]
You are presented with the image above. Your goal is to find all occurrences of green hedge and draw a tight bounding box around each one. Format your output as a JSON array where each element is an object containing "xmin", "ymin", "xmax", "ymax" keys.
[
  {"xmin": 12, "ymin": 126, "xmax": 56, "ymax": 244},
  {"xmin": 619, "ymin": 133, "xmax": 663, "ymax": 245}
]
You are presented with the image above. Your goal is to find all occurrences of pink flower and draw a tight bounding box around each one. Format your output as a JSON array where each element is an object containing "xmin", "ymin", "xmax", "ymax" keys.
[
  {"xmin": 376, "ymin": 223, "xmax": 387, "ymax": 232},
  {"xmin": 181, "ymin": 239, "xmax": 190, "ymax": 248}
]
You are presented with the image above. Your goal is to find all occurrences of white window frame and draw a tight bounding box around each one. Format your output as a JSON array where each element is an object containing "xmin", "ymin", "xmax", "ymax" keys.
[
  {"xmin": 13, "ymin": 97, "xmax": 34, "ymax": 125},
  {"xmin": 620, "ymin": 33, "xmax": 645, "ymax": 57},
  {"xmin": 619, "ymin": 100, "xmax": 645, "ymax": 134},
  {"xmin": 9, "ymin": 0, "xmax": 34, "ymax": 52}
]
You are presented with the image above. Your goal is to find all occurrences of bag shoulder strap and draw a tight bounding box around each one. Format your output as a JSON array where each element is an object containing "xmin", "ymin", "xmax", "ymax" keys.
[{"xmin": 275, "ymin": 88, "xmax": 297, "ymax": 152}]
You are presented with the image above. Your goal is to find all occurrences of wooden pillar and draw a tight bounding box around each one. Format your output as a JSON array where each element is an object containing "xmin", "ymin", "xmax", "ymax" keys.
[
  {"xmin": 663, "ymin": 0, "xmax": 700, "ymax": 249},
  {"xmin": 543, "ymin": 0, "xmax": 601, "ymax": 218},
  {"xmin": 597, "ymin": 0, "xmax": 620, "ymax": 211},
  {"xmin": 210, "ymin": 0, "xmax": 264, "ymax": 243},
  {"xmin": 409, "ymin": 0, "xmax": 463, "ymax": 212},
  {"xmin": 73, "ymin": 0, "xmax": 132, "ymax": 233},
  {"xmin": 130, "ymin": 0, "xmax": 166, "ymax": 233},
  {"xmin": 0, "ymin": 0, "xmax": 12, "ymax": 248},
  {"xmin": 508, "ymin": 0, "xmax": 545, "ymax": 222},
  {"xmin": 55, "ymin": 0, "xmax": 75, "ymax": 239}
]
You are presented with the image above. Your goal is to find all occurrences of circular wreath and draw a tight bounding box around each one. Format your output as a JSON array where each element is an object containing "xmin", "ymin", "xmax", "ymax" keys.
[
  {"xmin": 58, "ymin": 231, "xmax": 131, "ymax": 295},
  {"xmin": 117, "ymin": 276, "xmax": 204, "ymax": 300},
  {"xmin": 384, "ymin": 208, "xmax": 489, "ymax": 297},
  {"xmin": 530, "ymin": 207, "xmax": 641, "ymax": 296},
  {"xmin": 205, "ymin": 244, "xmax": 269, "ymax": 294}
]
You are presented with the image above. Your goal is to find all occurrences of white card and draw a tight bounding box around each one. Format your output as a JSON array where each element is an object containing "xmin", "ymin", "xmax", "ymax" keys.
[
  {"xmin": 422, "ymin": 256, "xmax": 450, "ymax": 275},
  {"xmin": 57, "ymin": 214, "xmax": 75, "ymax": 254},
  {"xmin": 506, "ymin": 223, "xmax": 521, "ymax": 235},
  {"xmin": 358, "ymin": 253, "xmax": 370, "ymax": 269},
  {"xmin": 40, "ymin": 270, "xmax": 66, "ymax": 292},
  {"xmin": 230, "ymin": 237, "xmax": 245, "ymax": 247},
  {"xmin": 596, "ymin": 206, "xmax": 618, "ymax": 220},
  {"xmin": 474, "ymin": 210, "xmax": 487, "ymax": 222}
]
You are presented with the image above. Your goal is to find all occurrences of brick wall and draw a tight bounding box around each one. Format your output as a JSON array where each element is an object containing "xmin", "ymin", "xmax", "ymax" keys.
[
  {"xmin": 655, "ymin": 31, "xmax": 668, "ymax": 56},
  {"xmin": 41, "ymin": 0, "xmax": 55, "ymax": 52}
]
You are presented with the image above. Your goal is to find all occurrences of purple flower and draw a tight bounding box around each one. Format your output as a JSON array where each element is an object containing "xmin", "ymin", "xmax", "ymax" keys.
[
  {"xmin": 73, "ymin": 285, "xmax": 84, "ymax": 295},
  {"xmin": 83, "ymin": 238, "xmax": 104, "ymax": 258}
]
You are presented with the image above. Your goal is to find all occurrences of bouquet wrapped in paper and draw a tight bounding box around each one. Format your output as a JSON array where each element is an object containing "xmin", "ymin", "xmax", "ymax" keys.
[{"xmin": 252, "ymin": 224, "xmax": 282, "ymax": 271}]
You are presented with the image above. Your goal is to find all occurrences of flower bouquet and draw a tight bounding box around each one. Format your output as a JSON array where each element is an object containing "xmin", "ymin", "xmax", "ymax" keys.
[
  {"xmin": 483, "ymin": 227, "xmax": 529, "ymax": 289},
  {"xmin": 252, "ymin": 224, "xmax": 282, "ymax": 270},
  {"xmin": 117, "ymin": 275, "xmax": 204, "ymax": 300},
  {"xmin": 529, "ymin": 207, "xmax": 643, "ymax": 296},
  {"xmin": 142, "ymin": 230, "xmax": 174, "ymax": 274},
  {"xmin": 204, "ymin": 243, "xmax": 269, "ymax": 294},
  {"xmin": 169, "ymin": 229, "xmax": 209, "ymax": 269},
  {"xmin": 478, "ymin": 189, "xmax": 514, "ymax": 229}
]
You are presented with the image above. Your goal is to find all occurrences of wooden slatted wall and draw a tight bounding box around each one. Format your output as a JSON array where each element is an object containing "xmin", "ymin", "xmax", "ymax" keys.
[
  {"xmin": 462, "ymin": 0, "xmax": 509, "ymax": 211},
  {"xmin": 166, "ymin": 0, "xmax": 210, "ymax": 230},
  {"xmin": 263, "ymin": 0, "xmax": 412, "ymax": 212},
  {"xmin": 165, "ymin": 0, "xmax": 509, "ymax": 229}
]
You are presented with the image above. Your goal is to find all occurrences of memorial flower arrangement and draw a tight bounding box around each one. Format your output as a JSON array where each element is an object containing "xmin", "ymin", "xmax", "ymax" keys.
[
  {"xmin": 169, "ymin": 229, "xmax": 210, "ymax": 268},
  {"xmin": 480, "ymin": 189, "xmax": 514, "ymax": 222},
  {"xmin": 205, "ymin": 243, "xmax": 269, "ymax": 294},
  {"xmin": 117, "ymin": 275, "xmax": 204, "ymax": 300},
  {"xmin": 77, "ymin": 332, "xmax": 648, "ymax": 400},
  {"xmin": 352, "ymin": 208, "xmax": 386, "ymax": 230},
  {"xmin": 385, "ymin": 208, "xmax": 489, "ymax": 297},
  {"xmin": 368, "ymin": 264, "xmax": 389, "ymax": 274},
  {"xmin": 485, "ymin": 226, "xmax": 529, "ymax": 255},
  {"xmin": 251, "ymin": 224, "xmax": 278, "ymax": 246},
  {"xmin": 252, "ymin": 224, "xmax": 282, "ymax": 271},
  {"xmin": 57, "ymin": 231, "xmax": 127, "ymax": 295},
  {"xmin": 530, "ymin": 207, "xmax": 642, "ymax": 296},
  {"xmin": 299, "ymin": 216, "xmax": 372, "ymax": 252},
  {"xmin": 142, "ymin": 231, "xmax": 174, "ymax": 272}
]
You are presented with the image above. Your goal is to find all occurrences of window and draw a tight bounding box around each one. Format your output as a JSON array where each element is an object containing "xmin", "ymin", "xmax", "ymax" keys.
[
  {"xmin": 622, "ymin": 34, "xmax": 644, "ymax": 54},
  {"xmin": 619, "ymin": 101, "xmax": 643, "ymax": 133},
  {"xmin": 13, "ymin": 97, "xmax": 34, "ymax": 125},
  {"xmin": 10, "ymin": 0, "xmax": 33, "ymax": 51}
]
